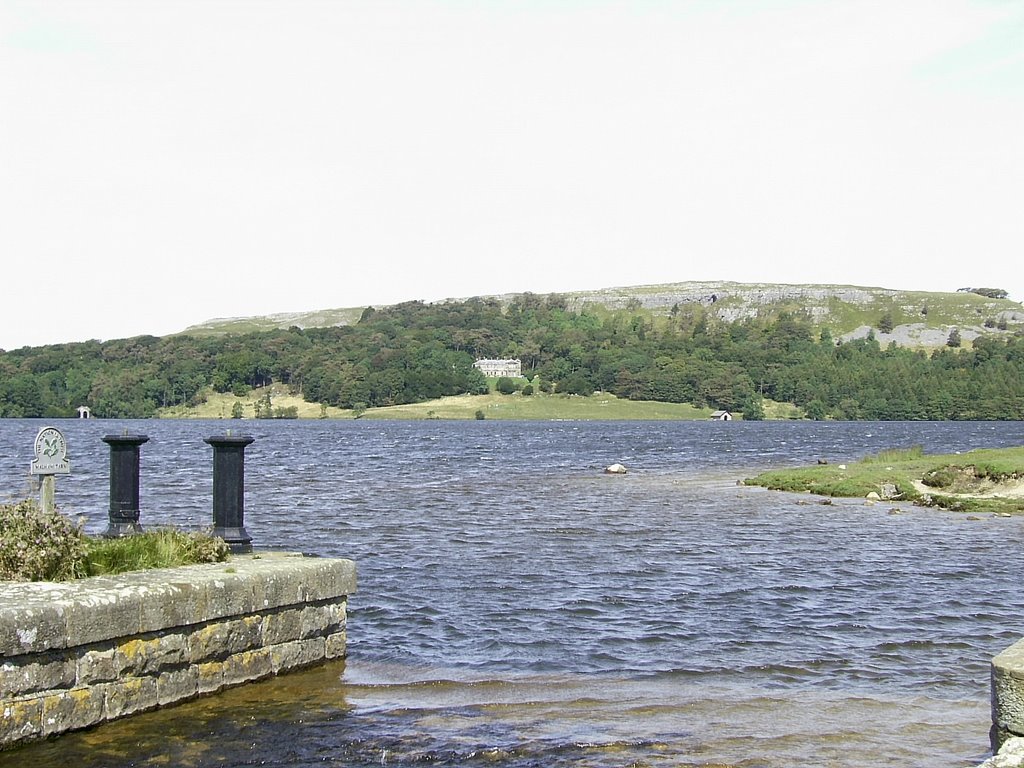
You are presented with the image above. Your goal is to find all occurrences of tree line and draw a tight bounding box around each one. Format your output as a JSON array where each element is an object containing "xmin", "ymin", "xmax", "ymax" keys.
[{"xmin": 1, "ymin": 294, "xmax": 1023, "ymax": 420}]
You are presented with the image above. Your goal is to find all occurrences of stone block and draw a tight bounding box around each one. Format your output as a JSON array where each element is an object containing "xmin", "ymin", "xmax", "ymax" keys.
[
  {"xmin": 1, "ymin": 651, "xmax": 76, "ymax": 694},
  {"xmin": 325, "ymin": 631, "xmax": 347, "ymax": 660},
  {"xmin": 0, "ymin": 696, "xmax": 43, "ymax": 744},
  {"xmin": 306, "ymin": 559, "xmax": 357, "ymax": 601},
  {"xmin": 0, "ymin": 556, "xmax": 357, "ymax": 748},
  {"xmin": 196, "ymin": 573, "xmax": 258, "ymax": 623},
  {"xmin": 138, "ymin": 581, "xmax": 204, "ymax": 634},
  {"xmin": 103, "ymin": 676, "xmax": 159, "ymax": 719},
  {"xmin": 0, "ymin": 602, "xmax": 68, "ymax": 656},
  {"xmin": 252, "ymin": 564, "xmax": 310, "ymax": 610},
  {"xmin": 189, "ymin": 617, "xmax": 263, "ymax": 663},
  {"xmin": 250, "ymin": 558, "xmax": 357, "ymax": 609},
  {"xmin": 40, "ymin": 688, "xmax": 105, "ymax": 737},
  {"xmin": 196, "ymin": 660, "xmax": 226, "ymax": 695},
  {"xmin": 77, "ymin": 647, "xmax": 120, "ymax": 685},
  {"xmin": 270, "ymin": 638, "xmax": 325, "ymax": 674},
  {"xmin": 222, "ymin": 648, "xmax": 274, "ymax": 686},
  {"xmin": 115, "ymin": 632, "xmax": 187, "ymax": 676},
  {"xmin": 261, "ymin": 607, "xmax": 303, "ymax": 646},
  {"xmin": 156, "ymin": 666, "xmax": 199, "ymax": 706},
  {"xmin": 324, "ymin": 600, "xmax": 347, "ymax": 634},
  {"xmin": 62, "ymin": 584, "xmax": 145, "ymax": 648},
  {"xmin": 298, "ymin": 604, "xmax": 332, "ymax": 639},
  {"xmin": 993, "ymin": 639, "xmax": 1024, "ymax": 745}
]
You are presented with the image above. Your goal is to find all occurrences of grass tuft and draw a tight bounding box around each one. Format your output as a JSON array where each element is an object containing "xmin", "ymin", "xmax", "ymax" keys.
[{"xmin": 84, "ymin": 528, "xmax": 230, "ymax": 576}]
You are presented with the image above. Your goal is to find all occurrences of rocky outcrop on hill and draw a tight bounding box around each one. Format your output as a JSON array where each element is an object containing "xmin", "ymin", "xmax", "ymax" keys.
[
  {"xmin": 184, "ymin": 281, "xmax": 1024, "ymax": 349},
  {"xmin": 566, "ymin": 281, "xmax": 883, "ymax": 319}
]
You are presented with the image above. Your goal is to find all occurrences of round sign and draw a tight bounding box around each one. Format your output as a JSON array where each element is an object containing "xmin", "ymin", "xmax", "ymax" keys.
[{"xmin": 30, "ymin": 426, "xmax": 71, "ymax": 475}]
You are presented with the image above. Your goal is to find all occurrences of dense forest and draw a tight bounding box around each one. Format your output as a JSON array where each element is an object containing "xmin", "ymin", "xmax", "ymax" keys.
[{"xmin": 1, "ymin": 294, "xmax": 1023, "ymax": 420}]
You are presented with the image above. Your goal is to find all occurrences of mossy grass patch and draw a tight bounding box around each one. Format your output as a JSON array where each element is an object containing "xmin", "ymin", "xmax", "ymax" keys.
[{"xmin": 745, "ymin": 445, "xmax": 1024, "ymax": 515}]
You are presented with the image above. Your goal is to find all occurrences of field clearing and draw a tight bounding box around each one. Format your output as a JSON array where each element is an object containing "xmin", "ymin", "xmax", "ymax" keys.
[{"xmin": 159, "ymin": 388, "xmax": 721, "ymax": 421}]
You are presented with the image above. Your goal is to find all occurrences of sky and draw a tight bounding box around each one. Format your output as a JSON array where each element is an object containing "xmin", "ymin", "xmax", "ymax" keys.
[{"xmin": 1, "ymin": 1, "xmax": 1023, "ymax": 350}]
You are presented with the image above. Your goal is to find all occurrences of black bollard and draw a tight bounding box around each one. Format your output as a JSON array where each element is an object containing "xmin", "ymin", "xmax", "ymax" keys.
[
  {"xmin": 204, "ymin": 434, "xmax": 255, "ymax": 554},
  {"xmin": 101, "ymin": 434, "xmax": 150, "ymax": 538}
]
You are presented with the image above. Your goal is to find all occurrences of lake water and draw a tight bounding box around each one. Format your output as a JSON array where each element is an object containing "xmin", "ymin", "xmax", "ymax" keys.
[{"xmin": 2, "ymin": 419, "xmax": 1023, "ymax": 767}]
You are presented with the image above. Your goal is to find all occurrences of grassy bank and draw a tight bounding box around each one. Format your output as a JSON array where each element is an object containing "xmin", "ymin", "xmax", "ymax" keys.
[
  {"xmin": 359, "ymin": 391, "xmax": 713, "ymax": 420},
  {"xmin": 745, "ymin": 445, "xmax": 1024, "ymax": 515},
  {"xmin": 159, "ymin": 386, "xmax": 742, "ymax": 421}
]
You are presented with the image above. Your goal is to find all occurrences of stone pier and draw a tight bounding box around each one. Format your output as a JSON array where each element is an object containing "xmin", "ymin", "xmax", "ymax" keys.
[{"xmin": 0, "ymin": 553, "xmax": 356, "ymax": 749}]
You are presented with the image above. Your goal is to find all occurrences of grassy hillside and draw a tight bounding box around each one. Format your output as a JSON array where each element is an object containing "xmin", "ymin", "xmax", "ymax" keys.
[
  {"xmin": 182, "ymin": 307, "xmax": 364, "ymax": 336},
  {"xmin": 158, "ymin": 386, "xmax": 735, "ymax": 421},
  {"xmin": 180, "ymin": 281, "xmax": 1024, "ymax": 350}
]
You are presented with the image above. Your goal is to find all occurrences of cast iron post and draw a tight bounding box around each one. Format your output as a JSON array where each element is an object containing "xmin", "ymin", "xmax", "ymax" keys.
[
  {"xmin": 205, "ymin": 434, "xmax": 255, "ymax": 553},
  {"xmin": 101, "ymin": 434, "xmax": 149, "ymax": 537}
]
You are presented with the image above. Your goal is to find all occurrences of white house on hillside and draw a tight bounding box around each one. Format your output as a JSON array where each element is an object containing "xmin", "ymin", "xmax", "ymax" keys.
[{"xmin": 474, "ymin": 359, "xmax": 523, "ymax": 378}]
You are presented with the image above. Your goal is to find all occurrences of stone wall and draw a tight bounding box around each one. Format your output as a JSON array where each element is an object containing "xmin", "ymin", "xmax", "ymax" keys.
[
  {"xmin": 993, "ymin": 638, "xmax": 1024, "ymax": 751},
  {"xmin": 0, "ymin": 553, "xmax": 356, "ymax": 749}
]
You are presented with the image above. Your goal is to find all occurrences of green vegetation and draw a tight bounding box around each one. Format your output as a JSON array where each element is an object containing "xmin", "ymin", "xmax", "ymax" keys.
[
  {"xmin": 0, "ymin": 499, "xmax": 88, "ymax": 581},
  {"xmin": 356, "ymin": 391, "xmax": 712, "ymax": 420},
  {"xmin": 83, "ymin": 528, "xmax": 229, "ymax": 576},
  {"xmin": 0, "ymin": 500, "xmax": 229, "ymax": 582},
  {"xmin": 746, "ymin": 446, "xmax": 1024, "ymax": 514},
  {"xmin": 1, "ymin": 288, "xmax": 1022, "ymax": 421}
]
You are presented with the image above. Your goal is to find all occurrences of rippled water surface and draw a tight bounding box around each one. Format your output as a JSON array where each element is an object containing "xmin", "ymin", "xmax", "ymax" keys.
[{"xmin": 2, "ymin": 419, "xmax": 1023, "ymax": 767}]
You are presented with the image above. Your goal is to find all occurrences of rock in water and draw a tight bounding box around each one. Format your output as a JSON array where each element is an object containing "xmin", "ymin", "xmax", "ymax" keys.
[
  {"xmin": 978, "ymin": 736, "xmax": 1024, "ymax": 767},
  {"xmin": 604, "ymin": 463, "xmax": 628, "ymax": 475}
]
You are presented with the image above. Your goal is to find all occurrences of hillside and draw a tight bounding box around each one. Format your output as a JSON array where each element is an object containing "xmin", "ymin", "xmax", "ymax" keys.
[
  {"xmin": 4, "ymin": 281, "xmax": 1024, "ymax": 421},
  {"xmin": 183, "ymin": 281, "xmax": 1024, "ymax": 349}
]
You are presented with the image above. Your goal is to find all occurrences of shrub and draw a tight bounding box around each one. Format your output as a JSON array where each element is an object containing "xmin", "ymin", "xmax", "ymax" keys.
[
  {"xmin": 922, "ymin": 466, "xmax": 959, "ymax": 489},
  {"xmin": 0, "ymin": 500, "xmax": 88, "ymax": 581},
  {"xmin": 495, "ymin": 377, "xmax": 518, "ymax": 395}
]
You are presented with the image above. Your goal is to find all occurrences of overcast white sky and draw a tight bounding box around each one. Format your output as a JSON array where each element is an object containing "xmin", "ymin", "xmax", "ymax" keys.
[{"xmin": 2, "ymin": 1, "xmax": 1022, "ymax": 350}]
